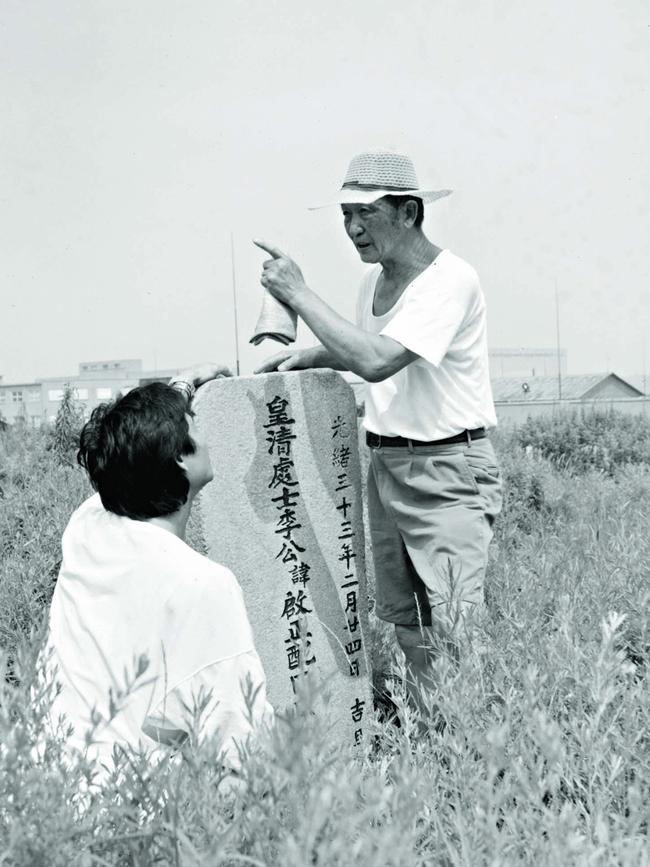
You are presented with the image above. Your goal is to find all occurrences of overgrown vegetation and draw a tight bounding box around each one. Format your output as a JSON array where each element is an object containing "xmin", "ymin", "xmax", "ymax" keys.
[
  {"xmin": 512, "ymin": 408, "xmax": 650, "ymax": 475},
  {"xmin": 2, "ymin": 410, "xmax": 650, "ymax": 865}
]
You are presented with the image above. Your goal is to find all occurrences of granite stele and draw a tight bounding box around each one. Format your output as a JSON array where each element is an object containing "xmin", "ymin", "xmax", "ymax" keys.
[{"xmin": 193, "ymin": 370, "xmax": 372, "ymax": 746}]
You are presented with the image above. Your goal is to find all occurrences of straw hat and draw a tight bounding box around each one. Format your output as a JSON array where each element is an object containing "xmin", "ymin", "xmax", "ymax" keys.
[{"xmin": 309, "ymin": 149, "xmax": 452, "ymax": 209}]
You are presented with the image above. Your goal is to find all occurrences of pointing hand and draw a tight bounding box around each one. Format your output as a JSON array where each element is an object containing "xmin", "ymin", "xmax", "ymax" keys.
[{"xmin": 253, "ymin": 239, "xmax": 307, "ymax": 306}]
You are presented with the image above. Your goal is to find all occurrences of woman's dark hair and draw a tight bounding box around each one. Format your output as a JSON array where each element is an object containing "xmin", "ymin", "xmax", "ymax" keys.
[
  {"xmin": 382, "ymin": 194, "xmax": 425, "ymax": 227},
  {"xmin": 77, "ymin": 382, "xmax": 196, "ymax": 520}
]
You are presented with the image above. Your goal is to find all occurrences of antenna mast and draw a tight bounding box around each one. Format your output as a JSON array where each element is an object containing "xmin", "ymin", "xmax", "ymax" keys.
[
  {"xmin": 231, "ymin": 232, "xmax": 241, "ymax": 376},
  {"xmin": 555, "ymin": 280, "xmax": 562, "ymax": 401}
]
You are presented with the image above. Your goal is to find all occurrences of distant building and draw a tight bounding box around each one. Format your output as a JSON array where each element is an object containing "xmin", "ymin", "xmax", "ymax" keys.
[
  {"xmin": 0, "ymin": 381, "xmax": 44, "ymax": 428},
  {"xmin": 491, "ymin": 373, "xmax": 644, "ymax": 403},
  {"xmin": 624, "ymin": 374, "xmax": 648, "ymax": 396},
  {"xmin": 489, "ymin": 347, "xmax": 567, "ymax": 379},
  {"xmin": 0, "ymin": 359, "xmax": 180, "ymax": 427},
  {"xmin": 344, "ymin": 371, "xmax": 645, "ymax": 420}
]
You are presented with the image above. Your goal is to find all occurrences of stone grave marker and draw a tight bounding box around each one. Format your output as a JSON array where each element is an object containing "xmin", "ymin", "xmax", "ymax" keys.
[{"xmin": 193, "ymin": 370, "xmax": 371, "ymax": 746}]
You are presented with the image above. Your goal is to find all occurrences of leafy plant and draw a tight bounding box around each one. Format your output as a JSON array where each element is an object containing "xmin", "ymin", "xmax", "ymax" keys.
[{"xmin": 50, "ymin": 385, "xmax": 85, "ymax": 467}]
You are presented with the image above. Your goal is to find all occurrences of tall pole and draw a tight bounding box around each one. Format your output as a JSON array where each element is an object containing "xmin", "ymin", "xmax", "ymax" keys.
[
  {"xmin": 231, "ymin": 232, "xmax": 241, "ymax": 376},
  {"xmin": 555, "ymin": 280, "xmax": 562, "ymax": 401}
]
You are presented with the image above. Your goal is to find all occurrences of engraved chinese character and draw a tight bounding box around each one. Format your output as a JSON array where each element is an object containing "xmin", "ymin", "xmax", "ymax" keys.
[
  {"xmin": 350, "ymin": 697, "xmax": 366, "ymax": 723},
  {"xmin": 265, "ymin": 396, "xmax": 295, "ymax": 427},
  {"xmin": 344, "ymin": 591, "xmax": 357, "ymax": 614},
  {"xmin": 331, "ymin": 415, "xmax": 351, "ymax": 439},
  {"xmin": 332, "ymin": 445, "xmax": 351, "ymax": 468},
  {"xmin": 266, "ymin": 425, "xmax": 297, "ymax": 455},
  {"xmin": 338, "ymin": 543, "xmax": 356, "ymax": 570},
  {"xmin": 286, "ymin": 618, "xmax": 311, "ymax": 643},
  {"xmin": 345, "ymin": 639, "xmax": 362, "ymax": 655},
  {"xmin": 346, "ymin": 614, "xmax": 359, "ymax": 633},
  {"xmin": 284, "ymin": 630, "xmax": 316, "ymax": 669},
  {"xmin": 272, "ymin": 486, "xmax": 300, "ymax": 509},
  {"xmin": 338, "ymin": 520, "xmax": 355, "ymax": 541},
  {"xmin": 276, "ymin": 542, "xmax": 299, "ymax": 563},
  {"xmin": 289, "ymin": 561, "xmax": 311, "ymax": 585},
  {"xmin": 286, "ymin": 644, "xmax": 301, "ymax": 670},
  {"xmin": 335, "ymin": 472, "xmax": 351, "ymax": 491},
  {"xmin": 281, "ymin": 589, "xmax": 312, "ymax": 619},
  {"xmin": 336, "ymin": 496, "xmax": 352, "ymax": 519},
  {"xmin": 275, "ymin": 508, "xmax": 302, "ymax": 540},
  {"xmin": 269, "ymin": 456, "xmax": 298, "ymax": 489}
]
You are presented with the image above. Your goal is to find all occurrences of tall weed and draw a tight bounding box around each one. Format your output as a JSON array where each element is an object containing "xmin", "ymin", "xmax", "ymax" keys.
[{"xmin": 0, "ymin": 426, "xmax": 89, "ymax": 659}]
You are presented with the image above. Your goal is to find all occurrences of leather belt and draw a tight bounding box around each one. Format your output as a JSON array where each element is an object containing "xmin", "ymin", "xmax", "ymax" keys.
[{"xmin": 366, "ymin": 427, "xmax": 486, "ymax": 448}]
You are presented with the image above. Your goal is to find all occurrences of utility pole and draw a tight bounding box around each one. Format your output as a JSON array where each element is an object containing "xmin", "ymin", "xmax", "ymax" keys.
[
  {"xmin": 231, "ymin": 232, "xmax": 241, "ymax": 376},
  {"xmin": 555, "ymin": 280, "xmax": 563, "ymax": 401}
]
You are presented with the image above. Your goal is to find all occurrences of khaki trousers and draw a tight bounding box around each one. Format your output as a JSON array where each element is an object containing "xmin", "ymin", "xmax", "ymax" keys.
[{"xmin": 367, "ymin": 437, "xmax": 503, "ymax": 640}]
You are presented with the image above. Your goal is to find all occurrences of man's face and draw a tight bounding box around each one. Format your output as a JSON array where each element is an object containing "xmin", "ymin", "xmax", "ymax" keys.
[
  {"xmin": 341, "ymin": 199, "xmax": 402, "ymax": 263},
  {"xmin": 181, "ymin": 413, "xmax": 214, "ymax": 492}
]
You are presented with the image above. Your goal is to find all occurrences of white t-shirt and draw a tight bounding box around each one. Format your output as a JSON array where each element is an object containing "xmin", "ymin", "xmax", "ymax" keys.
[
  {"xmin": 44, "ymin": 494, "xmax": 272, "ymax": 778},
  {"xmin": 356, "ymin": 249, "xmax": 497, "ymax": 440}
]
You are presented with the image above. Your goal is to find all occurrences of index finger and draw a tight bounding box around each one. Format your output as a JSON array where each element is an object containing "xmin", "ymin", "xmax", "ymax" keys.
[
  {"xmin": 253, "ymin": 238, "xmax": 285, "ymax": 260},
  {"xmin": 254, "ymin": 351, "xmax": 290, "ymax": 374}
]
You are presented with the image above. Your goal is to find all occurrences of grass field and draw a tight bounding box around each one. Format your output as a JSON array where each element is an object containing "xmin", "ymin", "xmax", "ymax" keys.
[{"xmin": 2, "ymin": 410, "xmax": 650, "ymax": 866}]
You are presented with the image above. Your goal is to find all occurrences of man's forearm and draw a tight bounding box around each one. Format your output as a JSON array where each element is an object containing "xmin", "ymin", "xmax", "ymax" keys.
[
  {"xmin": 292, "ymin": 289, "xmax": 406, "ymax": 381},
  {"xmin": 252, "ymin": 240, "xmax": 414, "ymax": 380},
  {"xmin": 253, "ymin": 342, "xmax": 348, "ymax": 375},
  {"xmin": 304, "ymin": 344, "xmax": 348, "ymax": 371}
]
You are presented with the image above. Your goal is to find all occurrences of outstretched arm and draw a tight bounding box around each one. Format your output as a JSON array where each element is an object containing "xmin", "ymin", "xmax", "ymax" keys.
[
  {"xmin": 171, "ymin": 362, "xmax": 233, "ymax": 388},
  {"xmin": 253, "ymin": 240, "xmax": 417, "ymax": 382},
  {"xmin": 254, "ymin": 344, "xmax": 346, "ymax": 374},
  {"xmin": 169, "ymin": 362, "xmax": 233, "ymax": 403}
]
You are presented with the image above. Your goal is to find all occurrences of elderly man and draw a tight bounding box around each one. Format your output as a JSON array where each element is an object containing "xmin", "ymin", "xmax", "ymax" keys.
[
  {"xmin": 255, "ymin": 149, "xmax": 502, "ymax": 708},
  {"xmin": 44, "ymin": 363, "xmax": 273, "ymax": 782}
]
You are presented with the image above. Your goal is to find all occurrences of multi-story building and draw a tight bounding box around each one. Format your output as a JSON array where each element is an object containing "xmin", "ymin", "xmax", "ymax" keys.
[
  {"xmin": 0, "ymin": 359, "xmax": 179, "ymax": 427},
  {"xmin": 0, "ymin": 380, "xmax": 44, "ymax": 427}
]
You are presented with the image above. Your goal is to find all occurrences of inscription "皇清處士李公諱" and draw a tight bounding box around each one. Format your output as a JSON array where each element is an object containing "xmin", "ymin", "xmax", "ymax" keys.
[{"xmin": 264, "ymin": 394, "xmax": 316, "ymax": 696}]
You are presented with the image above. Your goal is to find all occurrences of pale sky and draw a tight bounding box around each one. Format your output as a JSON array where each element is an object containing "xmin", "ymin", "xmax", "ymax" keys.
[{"xmin": 1, "ymin": 0, "xmax": 648, "ymax": 383}]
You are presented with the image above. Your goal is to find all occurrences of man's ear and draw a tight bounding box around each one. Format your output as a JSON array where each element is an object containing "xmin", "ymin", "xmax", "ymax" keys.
[{"xmin": 402, "ymin": 199, "xmax": 419, "ymax": 228}]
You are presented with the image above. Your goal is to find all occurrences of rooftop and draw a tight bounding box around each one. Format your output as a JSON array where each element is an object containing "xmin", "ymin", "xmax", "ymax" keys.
[{"xmin": 491, "ymin": 373, "xmax": 644, "ymax": 402}]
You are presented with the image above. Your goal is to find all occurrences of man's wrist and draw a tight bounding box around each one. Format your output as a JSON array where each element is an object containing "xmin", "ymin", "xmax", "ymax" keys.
[
  {"xmin": 169, "ymin": 377, "xmax": 196, "ymax": 403},
  {"xmin": 287, "ymin": 282, "xmax": 312, "ymax": 312}
]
